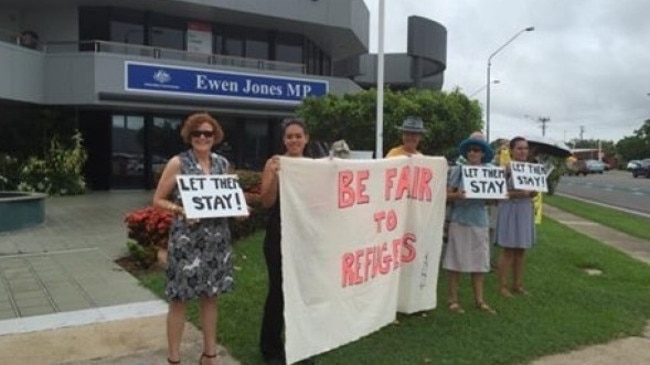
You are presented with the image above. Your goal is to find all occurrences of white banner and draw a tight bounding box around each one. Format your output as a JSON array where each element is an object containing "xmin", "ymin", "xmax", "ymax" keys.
[
  {"xmin": 176, "ymin": 174, "xmax": 248, "ymax": 219},
  {"xmin": 461, "ymin": 165, "xmax": 507, "ymax": 199},
  {"xmin": 279, "ymin": 156, "xmax": 447, "ymax": 364},
  {"xmin": 511, "ymin": 161, "xmax": 548, "ymax": 192}
]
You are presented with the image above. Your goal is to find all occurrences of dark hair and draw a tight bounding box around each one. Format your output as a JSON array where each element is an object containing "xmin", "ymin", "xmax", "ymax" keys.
[
  {"xmin": 281, "ymin": 117, "xmax": 308, "ymax": 134},
  {"xmin": 180, "ymin": 112, "xmax": 224, "ymax": 144},
  {"xmin": 278, "ymin": 117, "xmax": 320, "ymax": 157},
  {"xmin": 509, "ymin": 136, "xmax": 527, "ymax": 150}
]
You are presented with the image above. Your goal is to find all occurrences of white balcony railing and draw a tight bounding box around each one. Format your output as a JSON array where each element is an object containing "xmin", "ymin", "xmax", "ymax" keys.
[{"xmin": 0, "ymin": 28, "xmax": 305, "ymax": 74}]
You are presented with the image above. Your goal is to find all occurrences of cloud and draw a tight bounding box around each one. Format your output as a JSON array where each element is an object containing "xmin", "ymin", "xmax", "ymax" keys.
[{"xmin": 363, "ymin": 0, "xmax": 650, "ymax": 142}]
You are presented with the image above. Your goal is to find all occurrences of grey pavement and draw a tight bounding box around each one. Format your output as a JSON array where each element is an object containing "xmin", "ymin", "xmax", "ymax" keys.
[
  {"xmin": 1, "ymin": 192, "xmax": 650, "ymax": 364},
  {"xmin": 0, "ymin": 191, "xmax": 240, "ymax": 365}
]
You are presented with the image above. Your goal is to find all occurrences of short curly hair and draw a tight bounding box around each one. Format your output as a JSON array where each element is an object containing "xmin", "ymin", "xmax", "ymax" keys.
[{"xmin": 180, "ymin": 112, "xmax": 224, "ymax": 144}]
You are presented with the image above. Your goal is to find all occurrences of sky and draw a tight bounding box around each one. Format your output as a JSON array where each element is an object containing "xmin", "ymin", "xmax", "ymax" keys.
[{"xmin": 362, "ymin": 0, "xmax": 650, "ymax": 143}]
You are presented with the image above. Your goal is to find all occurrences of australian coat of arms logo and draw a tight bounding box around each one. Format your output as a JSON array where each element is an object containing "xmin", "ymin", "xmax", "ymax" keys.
[{"xmin": 153, "ymin": 69, "xmax": 171, "ymax": 83}]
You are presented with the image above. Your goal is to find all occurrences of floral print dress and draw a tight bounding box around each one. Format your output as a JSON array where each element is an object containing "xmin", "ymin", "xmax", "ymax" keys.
[{"xmin": 165, "ymin": 150, "xmax": 234, "ymax": 301}]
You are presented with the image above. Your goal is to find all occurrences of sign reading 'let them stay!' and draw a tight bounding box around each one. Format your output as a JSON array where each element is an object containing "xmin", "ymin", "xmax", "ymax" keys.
[{"xmin": 176, "ymin": 175, "xmax": 248, "ymax": 219}]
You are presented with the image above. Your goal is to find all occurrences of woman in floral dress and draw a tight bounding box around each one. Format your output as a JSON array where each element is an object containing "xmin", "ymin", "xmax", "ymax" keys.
[{"xmin": 153, "ymin": 112, "xmax": 232, "ymax": 365}]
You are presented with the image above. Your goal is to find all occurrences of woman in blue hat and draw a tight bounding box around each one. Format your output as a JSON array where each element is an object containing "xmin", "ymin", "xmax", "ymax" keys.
[{"xmin": 443, "ymin": 135, "xmax": 497, "ymax": 314}]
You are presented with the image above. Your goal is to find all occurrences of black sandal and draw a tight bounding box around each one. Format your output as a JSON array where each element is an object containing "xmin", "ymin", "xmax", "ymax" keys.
[{"xmin": 199, "ymin": 352, "xmax": 217, "ymax": 365}]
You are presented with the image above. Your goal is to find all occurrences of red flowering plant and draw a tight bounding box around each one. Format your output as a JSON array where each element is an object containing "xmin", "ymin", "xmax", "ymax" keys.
[
  {"xmin": 124, "ymin": 206, "xmax": 173, "ymax": 269},
  {"xmin": 124, "ymin": 206, "xmax": 173, "ymax": 249}
]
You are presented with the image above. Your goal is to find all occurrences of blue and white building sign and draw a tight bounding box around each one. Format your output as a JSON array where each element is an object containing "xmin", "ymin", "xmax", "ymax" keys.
[{"xmin": 125, "ymin": 61, "xmax": 328, "ymax": 104}]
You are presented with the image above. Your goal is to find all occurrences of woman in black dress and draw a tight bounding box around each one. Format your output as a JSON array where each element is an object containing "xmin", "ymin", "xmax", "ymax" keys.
[{"xmin": 259, "ymin": 118, "xmax": 313, "ymax": 365}]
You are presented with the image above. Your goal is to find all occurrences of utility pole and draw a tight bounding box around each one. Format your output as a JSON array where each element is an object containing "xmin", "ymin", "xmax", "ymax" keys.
[
  {"xmin": 538, "ymin": 116, "xmax": 550, "ymax": 137},
  {"xmin": 579, "ymin": 125, "xmax": 585, "ymax": 140}
]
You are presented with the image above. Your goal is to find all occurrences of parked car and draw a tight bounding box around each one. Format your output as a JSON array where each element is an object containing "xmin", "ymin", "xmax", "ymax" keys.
[
  {"xmin": 585, "ymin": 160, "xmax": 605, "ymax": 174},
  {"xmin": 627, "ymin": 160, "xmax": 641, "ymax": 171},
  {"xmin": 631, "ymin": 159, "xmax": 650, "ymax": 178},
  {"xmin": 570, "ymin": 160, "xmax": 590, "ymax": 176}
]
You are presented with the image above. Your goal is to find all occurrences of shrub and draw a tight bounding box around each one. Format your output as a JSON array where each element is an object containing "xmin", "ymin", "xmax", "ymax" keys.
[
  {"xmin": 0, "ymin": 154, "xmax": 21, "ymax": 190},
  {"xmin": 235, "ymin": 169, "xmax": 262, "ymax": 193},
  {"xmin": 231, "ymin": 193, "xmax": 268, "ymax": 241},
  {"xmin": 231, "ymin": 170, "xmax": 266, "ymax": 240},
  {"xmin": 546, "ymin": 156, "xmax": 567, "ymax": 195},
  {"xmin": 125, "ymin": 240, "xmax": 158, "ymax": 270},
  {"xmin": 123, "ymin": 170, "xmax": 268, "ymax": 268},
  {"xmin": 18, "ymin": 131, "xmax": 87, "ymax": 195},
  {"xmin": 124, "ymin": 206, "xmax": 173, "ymax": 249},
  {"xmin": 124, "ymin": 206, "xmax": 173, "ymax": 269}
]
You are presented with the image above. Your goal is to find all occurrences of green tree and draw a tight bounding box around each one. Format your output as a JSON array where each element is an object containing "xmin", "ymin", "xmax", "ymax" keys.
[
  {"xmin": 613, "ymin": 119, "xmax": 650, "ymax": 162},
  {"xmin": 616, "ymin": 135, "xmax": 649, "ymax": 161},
  {"xmin": 296, "ymin": 88, "xmax": 483, "ymax": 157},
  {"xmin": 634, "ymin": 119, "xmax": 650, "ymax": 142}
]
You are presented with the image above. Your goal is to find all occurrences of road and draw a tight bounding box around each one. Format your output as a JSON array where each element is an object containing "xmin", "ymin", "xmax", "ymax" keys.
[{"xmin": 555, "ymin": 170, "xmax": 650, "ymax": 215}]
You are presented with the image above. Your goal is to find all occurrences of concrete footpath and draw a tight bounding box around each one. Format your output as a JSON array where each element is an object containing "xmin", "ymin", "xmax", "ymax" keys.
[
  {"xmin": 2, "ymin": 192, "xmax": 650, "ymax": 364},
  {"xmin": 0, "ymin": 192, "xmax": 240, "ymax": 365}
]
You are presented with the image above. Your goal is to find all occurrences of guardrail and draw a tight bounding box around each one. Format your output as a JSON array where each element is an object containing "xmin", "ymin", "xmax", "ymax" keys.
[
  {"xmin": 46, "ymin": 40, "xmax": 306, "ymax": 74},
  {"xmin": 0, "ymin": 29, "xmax": 305, "ymax": 74}
]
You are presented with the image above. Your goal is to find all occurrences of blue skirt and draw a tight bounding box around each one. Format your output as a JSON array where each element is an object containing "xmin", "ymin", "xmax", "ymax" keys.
[{"xmin": 495, "ymin": 198, "xmax": 535, "ymax": 249}]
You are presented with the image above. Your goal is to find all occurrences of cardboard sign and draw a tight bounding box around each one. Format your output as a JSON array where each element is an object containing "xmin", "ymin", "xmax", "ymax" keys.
[
  {"xmin": 461, "ymin": 165, "xmax": 507, "ymax": 199},
  {"xmin": 511, "ymin": 162, "xmax": 548, "ymax": 192},
  {"xmin": 176, "ymin": 174, "xmax": 248, "ymax": 219},
  {"xmin": 279, "ymin": 156, "xmax": 448, "ymax": 364}
]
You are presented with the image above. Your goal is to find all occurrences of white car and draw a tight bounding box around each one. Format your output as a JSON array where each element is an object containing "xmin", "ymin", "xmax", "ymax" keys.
[{"xmin": 627, "ymin": 160, "xmax": 641, "ymax": 171}]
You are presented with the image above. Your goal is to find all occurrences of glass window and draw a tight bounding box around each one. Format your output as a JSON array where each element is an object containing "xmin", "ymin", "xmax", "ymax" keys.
[
  {"xmin": 246, "ymin": 38, "xmax": 268, "ymax": 60},
  {"xmin": 151, "ymin": 26, "xmax": 185, "ymax": 50},
  {"xmin": 215, "ymin": 117, "xmax": 238, "ymax": 166},
  {"xmin": 111, "ymin": 21, "xmax": 144, "ymax": 44},
  {"xmin": 150, "ymin": 116, "xmax": 184, "ymax": 182},
  {"xmin": 214, "ymin": 34, "xmax": 223, "ymax": 54},
  {"xmin": 306, "ymin": 41, "xmax": 322, "ymax": 75},
  {"xmin": 322, "ymin": 53, "xmax": 331, "ymax": 76},
  {"xmin": 224, "ymin": 37, "xmax": 244, "ymax": 57},
  {"xmin": 243, "ymin": 119, "xmax": 269, "ymax": 171},
  {"xmin": 111, "ymin": 115, "xmax": 145, "ymax": 188},
  {"xmin": 110, "ymin": 21, "xmax": 144, "ymax": 55},
  {"xmin": 276, "ymin": 33, "xmax": 303, "ymax": 64},
  {"xmin": 151, "ymin": 26, "xmax": 185, "ymax": 60}
]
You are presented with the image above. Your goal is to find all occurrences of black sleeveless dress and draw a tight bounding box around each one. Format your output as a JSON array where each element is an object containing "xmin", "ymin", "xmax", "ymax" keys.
[{"xmin": 260, "ymin": 195, "xmax": 285, "ymax": 361}]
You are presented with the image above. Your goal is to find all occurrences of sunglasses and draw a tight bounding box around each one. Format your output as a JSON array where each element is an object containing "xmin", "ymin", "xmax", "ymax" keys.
[{"xmin": 191, "ymin": 130, "xmax": 214, "ymax": 138}]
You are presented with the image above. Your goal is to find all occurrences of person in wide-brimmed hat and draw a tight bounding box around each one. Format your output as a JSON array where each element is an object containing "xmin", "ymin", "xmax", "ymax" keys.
[
  {"xmin": 385, "ymin": 116, "xmax": 426, "ymax": 157},
  {"xmin": 442, "ymin": 134, "xmax": 497, "ymax": 315}
]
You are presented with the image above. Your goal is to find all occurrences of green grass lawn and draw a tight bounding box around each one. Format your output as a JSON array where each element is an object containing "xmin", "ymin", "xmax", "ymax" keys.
[
  {"xmin": 139, "ymin": 219, "xmax": 650, "ymax": 365},
  {"xmin": 545, "ymin": 194, "xmax": 650, "ymax": 242}
]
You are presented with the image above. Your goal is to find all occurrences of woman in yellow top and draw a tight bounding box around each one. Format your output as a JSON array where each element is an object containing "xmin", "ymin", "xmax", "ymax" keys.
[{"xmin": 385, "ymin": 116, "xmax": 425, "ymax": 157}]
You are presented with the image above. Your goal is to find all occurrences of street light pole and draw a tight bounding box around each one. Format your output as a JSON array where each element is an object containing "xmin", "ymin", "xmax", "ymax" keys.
[
  {"xmin": 469, "ymin": 80, "xmax": 500, "ymax": 98},
  {"xmin": 485, "ymin": 26, "xmax": 535, "ymax": 142}
]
